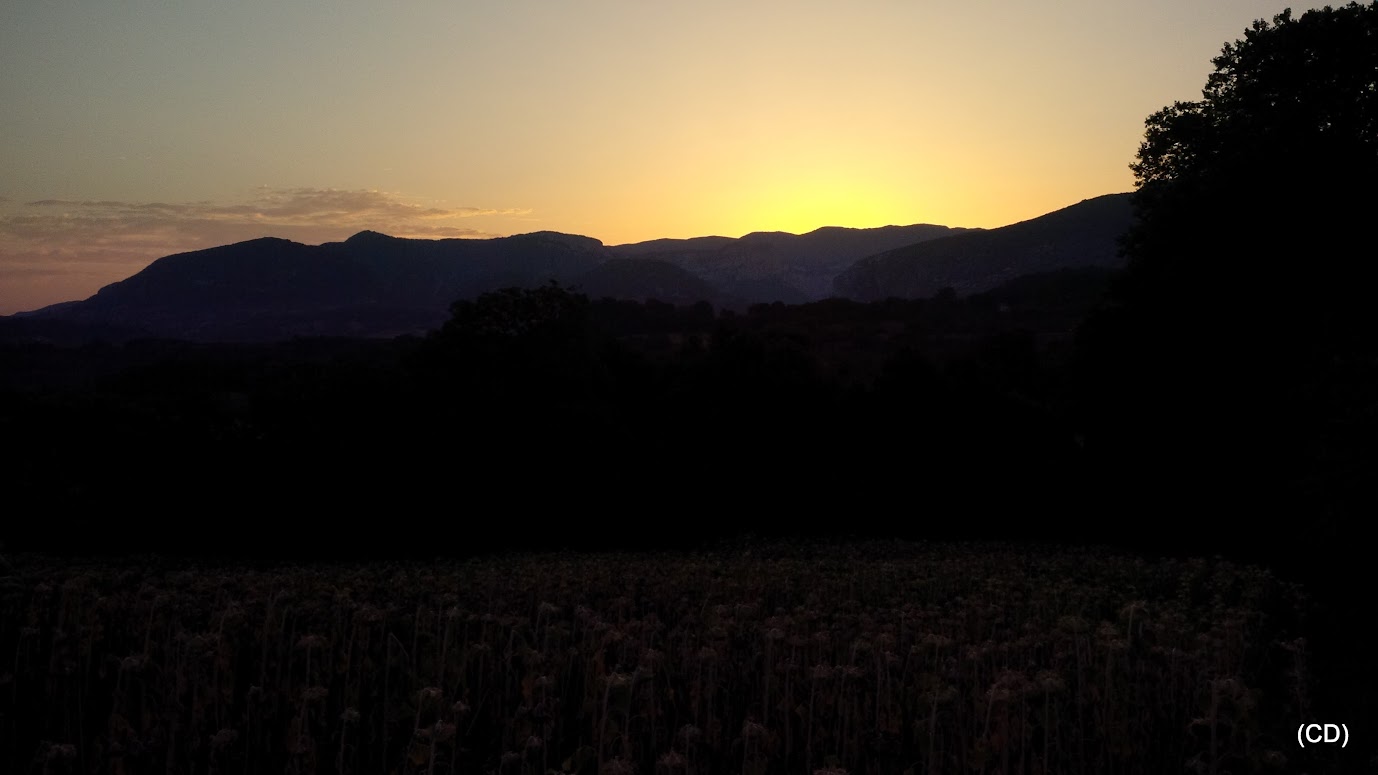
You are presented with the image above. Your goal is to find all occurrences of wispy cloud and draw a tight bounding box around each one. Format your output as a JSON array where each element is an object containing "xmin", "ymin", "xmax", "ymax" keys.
[
  {"xmin": 12, "ymin": 188, "xmax": 528, "ymax": 240},
  {"xmin": 0, "ymin": 188, "xmax": 534, "ymax": 313}
]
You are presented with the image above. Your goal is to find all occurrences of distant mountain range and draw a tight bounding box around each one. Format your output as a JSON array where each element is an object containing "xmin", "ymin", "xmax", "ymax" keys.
[
  {"xmin": 608, "ymin": 222, "xmax": 972, "ymax": 302},
  {"xmin": 6, "ymin": 193, "xmax": 1132, "ymax": 342},
  {"xmin": 834, "ymin": 193, "xmax": 1134, "ymax": 300}
]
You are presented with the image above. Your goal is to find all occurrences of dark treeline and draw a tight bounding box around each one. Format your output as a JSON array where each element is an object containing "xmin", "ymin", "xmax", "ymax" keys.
[
  {"xmin": 2, "ymin": 280, "xmax": 1084, "ymax": 552},
  {"xmin": 3, "ymin": 269, "xmax": 1368, "ymax": 588}
]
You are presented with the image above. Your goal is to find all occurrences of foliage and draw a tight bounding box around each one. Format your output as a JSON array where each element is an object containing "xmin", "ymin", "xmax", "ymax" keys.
[
  {"xmin": 1131, "ymin": 4, "xmax": 1377, "ymax": 190},
  {"xmin": 1118, "ymin": 2, "xmax": 1378, "ymax": 322},
  {"xmin": 421, "ymin": 282, "xmax": 605, "ymax": 411},
  {"xmin": 1074, "ymin": 3, "xmax": 1378, "ymax": 538},
  {"xmin": 439, "ymin": 281, "xmax": 593, "ymax": 344}
]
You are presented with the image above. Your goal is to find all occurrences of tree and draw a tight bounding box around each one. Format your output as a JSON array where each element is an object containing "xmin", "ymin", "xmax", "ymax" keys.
[
  {"xmin": 439, "ymin": 281, "xmax": 593, "ymax": 343},
  {"xmin": 418, "ymin": 281, "xmax": 607, "ymax": 408},
  {"xmin": 1122, "ymin": 4, "xmax": 1375, "ymax": 308},
  {"xmin": 1120, "ymin": 3, "xmax": 1377, "ymax": 324},
  {"xmin": 1074, "ymin": 3, "xmax": 1378, "ymax": 555}
]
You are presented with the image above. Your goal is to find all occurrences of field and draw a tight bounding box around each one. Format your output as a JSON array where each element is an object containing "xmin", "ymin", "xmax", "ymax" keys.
[{"xmin": 0, "ymin": 541, "xmax": 1323, "ymax": 775}]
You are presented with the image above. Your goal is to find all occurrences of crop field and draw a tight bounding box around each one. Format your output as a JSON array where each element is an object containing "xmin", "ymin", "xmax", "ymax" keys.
[{"xmin": 0, "ymin": 541, "xmax": 1316, "ymax": 775}]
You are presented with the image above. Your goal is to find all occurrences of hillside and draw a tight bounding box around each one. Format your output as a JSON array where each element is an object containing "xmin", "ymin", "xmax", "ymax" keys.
[
  {"xmin": 833, "ymin": 193, "xmax": 1133, "ymax": 301},
  {"xmin": 18, "ymin": 231, "xmax": 610, "ymax": 341}
]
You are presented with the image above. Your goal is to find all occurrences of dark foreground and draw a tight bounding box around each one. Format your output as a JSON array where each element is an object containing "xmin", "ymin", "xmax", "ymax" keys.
[
  {"xmin": 1, "ymin": 541, "xmax": 1365, "ymax": 775},
  {"xmin": 4, "ymin": 284, "xmax": 1374, "ymax": 772}
]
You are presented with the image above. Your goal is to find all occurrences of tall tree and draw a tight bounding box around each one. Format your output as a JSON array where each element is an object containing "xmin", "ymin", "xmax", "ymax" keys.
[{"xmin": 1075, "ymin": 3, "xmax": 1378, "ymax": 556}]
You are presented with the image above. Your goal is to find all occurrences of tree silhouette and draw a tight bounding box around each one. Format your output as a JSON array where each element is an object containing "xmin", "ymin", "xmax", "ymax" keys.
[
  {"xmin": 1075, "ymin": 3, "xmax": 1378, "ymax": 557},
  {"xmin": 1117, "ymin": 3, "xmax": 1377, "ymax": 328},
  {"xmin": 415, "ymin": 282, "xmax": 608, "ymax": 472},
  {"xmin": 438, "ymin": 281, "xmax": 593, "ymax": 344}
]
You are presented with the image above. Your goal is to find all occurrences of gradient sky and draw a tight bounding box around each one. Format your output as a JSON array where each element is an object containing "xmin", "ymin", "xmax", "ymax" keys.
[{"xmin": 0, "ymin": 1, "xmax": 1326, "ymax": 313}]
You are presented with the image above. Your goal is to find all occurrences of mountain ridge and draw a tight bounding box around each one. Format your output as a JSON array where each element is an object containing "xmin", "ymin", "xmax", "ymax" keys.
[
  {"xmin": 833, "ymin": 193, "xmax": 1133, "ymax": 301},
  {"xmin": 9, "ymin": 193, "xmax": 1134, "ymax": 342}
]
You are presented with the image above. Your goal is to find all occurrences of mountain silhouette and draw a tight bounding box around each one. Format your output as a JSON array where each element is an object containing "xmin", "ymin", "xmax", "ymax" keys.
[
  {"xmin": 610, "ymin": 223, "xmax": 972, "ymax": 301},
  {"xmin": 833, "ymin": 193, "xmax": 1133, "ymax": 301},
  {"xmin": 19, "ymin": 231, "xmax": 609, "ymax": 341},
  {"xmin": 9, "ymin": 195, "xmax": 1135, "ymax": 342}
]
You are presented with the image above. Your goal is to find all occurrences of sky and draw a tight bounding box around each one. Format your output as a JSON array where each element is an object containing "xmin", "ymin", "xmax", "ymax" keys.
[{"xmin": 0, "ymin": 1, "xmax": 1327, "ymax": 314}]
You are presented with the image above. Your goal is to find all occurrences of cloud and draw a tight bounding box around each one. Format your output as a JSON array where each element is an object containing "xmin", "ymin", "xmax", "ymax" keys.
[
  {"xmin": 15, "ymin": 188, "xmax": 530, "ymax": 234},
  {"xmin": 0, "ymin": 188, "xmax": 533, "ymax": 313}
]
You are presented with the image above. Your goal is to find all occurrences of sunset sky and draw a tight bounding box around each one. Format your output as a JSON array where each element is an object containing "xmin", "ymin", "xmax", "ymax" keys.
[{"xmin": 0, "ymin": 1, "xmax": 1324, "ymax": 314}]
